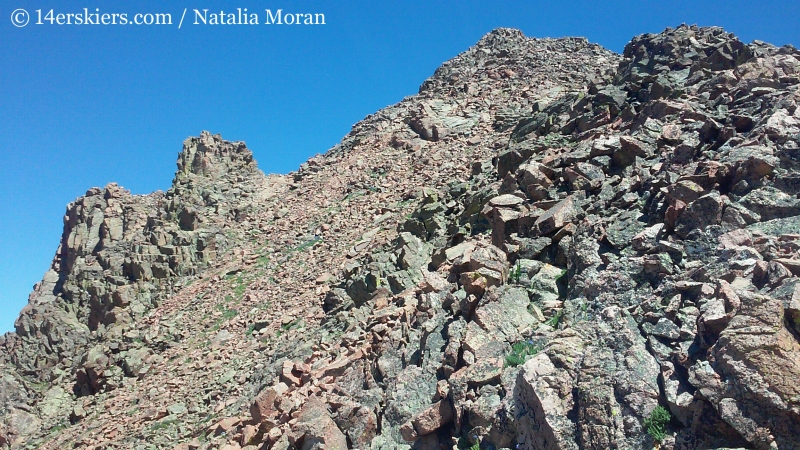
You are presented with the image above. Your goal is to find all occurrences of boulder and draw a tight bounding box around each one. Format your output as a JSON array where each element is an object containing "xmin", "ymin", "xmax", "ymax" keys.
[
  {"xmin": 534, "ymin": 196, "xmax": 582, "ymax": 235},
  {"xmin": 675, "ymin": 192, "xmax": 725, "ymax": 238},
  {"xmin": 516, "ymin": 353, "xmax": 578, "ymax": 450},
  {"xmin": 291, "ymin": 399, "xmax": 348, "ymax": 450}
]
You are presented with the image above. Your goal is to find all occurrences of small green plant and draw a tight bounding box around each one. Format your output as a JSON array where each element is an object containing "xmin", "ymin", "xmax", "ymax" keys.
[
  {"xmin": 546, "ymin": 310, "xmax": 565, "ymax": 328},
  {"xmin": 643, "ymin": 406, "xmax": 671, "ymax": 442},
  {"xmin": 509, "ymin": 260, "xmax": 522, "ymax": 285},
  {"xmin": 456, "ymin": 435, "xmax": 479, "ymax": 450},
  {"xmin": 276, "ymin": 318, "xmax": 303, "ymax": 337},
  {"xmin": 150, "ymin": 418, "xmax": 178, "ymax": 431},
  {"xmin": 342, "ymin": 191, "xmax": 365, "ymax": 202},
  {"xmin": 48, "ymin": 423, "xmax": 67, "ymax": 434},
  {"xmin": 222, "ymin": 308, "xmax": 238, "ymax": 320},
  {"xmin": 233, "ymin": 277, "xmax": 247, "ymax": 299},
  {"xmin": 292, "ymin": 236, "xmax": 322, "ymax": 252},
  {"xmin": 505, "ymin": 340, "xmax": 539, "ymax": 367}
]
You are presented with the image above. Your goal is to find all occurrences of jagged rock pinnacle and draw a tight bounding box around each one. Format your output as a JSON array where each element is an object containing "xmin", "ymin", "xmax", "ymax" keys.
[{"xmin": 175, "ymin": 131, "xmax": 257, "ymax": 181}]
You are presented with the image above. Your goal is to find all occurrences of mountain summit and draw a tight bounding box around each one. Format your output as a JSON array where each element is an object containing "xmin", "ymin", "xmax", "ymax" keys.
[{"xmin": 2, "ymin": 25, "xmax": 800, "ymax": 449}]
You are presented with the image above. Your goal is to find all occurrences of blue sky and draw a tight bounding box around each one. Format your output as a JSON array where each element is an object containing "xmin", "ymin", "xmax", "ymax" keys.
[{"xmin": 1, "ymin": 0, "xmax": 798, "ymax": 333}]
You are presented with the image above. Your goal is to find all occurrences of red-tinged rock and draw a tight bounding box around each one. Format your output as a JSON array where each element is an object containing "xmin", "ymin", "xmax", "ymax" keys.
[
  {"xmin": 488, "ymin": 194, "xmax": 524, "ymax": 208},
  {"xmin": 533, "ymin": 196, "xmax": 581, "ymax": 235},
  {"xmin": 267, "ymin": 426, "xmax": 283, "ymax": 443},
  {"xmin": 786, "ymin": 283, "xmax": 800, "ymax": 322},
  {"xmin": 718, "ymin": 229, "xmax": 753, "ymax": 249},
  {"xmin": 665, "ymin": 199, "xmax": 686, "ymax": 229},
  {"xmin": 774, "ymin": 258, "xmax": 800, "ymax": 276},
  {"xmin": 335, "ymin": 404, "xmax": 378, "ymax": 448},
  {"xmin": 675, "ymin": 192, "xmax": 724, "ymax": 238},
  {"xmin": 313, "ymin": 357, "xmax": 350, "ymax": 379},
  {"xmin": 315, "ymin": 273, "xmax": 332, "ymax": 284},
  {"xmin": 251, "ymin": 383, "xmax": 289, "ymax": 423},
  {"xmin": 294, "ymin": 362, "xmax": 311, "ymax": 374},
  {"xmin": 291, "ymin": 398, "xmax": 347, "ymax": 450},
  {"xmin": 661, "ymin": 124, "xmax": 683, "ymax": 144},
  {"xmin": 411, "ymin": 400, "xmax": 454, "ymax": 435},
  {"xmin": 699, "ymin": 298, "xmax": 729, "ymax": 335},
  {"xmin": 753, "ymin": 260, "xmax": 792, "ymax": 288},
  {"xmin": 700, "ymin": 293, "xmax": 800, "ymax": 447},
  {"xmin": 631, "ymin": 223, "xmax": 664, "ymax": 252},
  {"xmin": 419, "ymin": 270, "xmax": 449, "ymax": 293},
  {"xmin": 465, "ymin": 243, "xmax": 508, "ymax": 276},
  {"xmin": 716, "ymin": 280, "xmax": 741, "ymax": 314},
  {"xmin": 142, "ymin": 408, "xmax": 167, "ymax": 421},
  {"xmin": 667, "ymin": 179, "xmax": 706, "ymax": 204},
  {"xmin": 483, "ymin": 203, "xmax": 521, "ymax": 249},
  {"xmin": 210, "ymin": 417, "xmax": 241, "ymax": 436},
  {"xmin": 615, "ymin": 135, "xmax": 650, "ymax": 167},
  {"xmin": 516, "ymin": 352, "xmax": 577, "ymax": 449},
  {"xmin": 517, "ymin": 161, "xmax": 555, "ymax": 188},
  {"xmin": 241, "ymin": 424, "xmax": 259, "ymax": 446},
  {"xmin": 281, "ymin": 361, "xmax": 301, "ymax": 386},
  {"xmin": 460, "ymin": 271, "xmax": 489, "ymax": 298},
  {"xmin": 399, "ymin": 421, "xmax": 417, "ymax": 442}
]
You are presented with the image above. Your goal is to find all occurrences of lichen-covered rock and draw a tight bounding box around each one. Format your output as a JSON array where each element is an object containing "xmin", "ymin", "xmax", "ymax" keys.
[
  {"xmin": 517, "ymin": 353, "xmax": 578, "ymax": 450},
  {"xmin": 291, "ymin": 399, "xmax": 348, "ymax": 450},
  {"xmin": 4, "ymin": 23, "xmax": 800, "ymax": 450}
]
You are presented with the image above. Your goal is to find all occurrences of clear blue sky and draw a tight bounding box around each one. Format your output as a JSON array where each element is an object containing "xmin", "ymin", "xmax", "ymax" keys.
[{"xmin": 1, "ymin": 0, "xmax": 798, "ymax": 333}]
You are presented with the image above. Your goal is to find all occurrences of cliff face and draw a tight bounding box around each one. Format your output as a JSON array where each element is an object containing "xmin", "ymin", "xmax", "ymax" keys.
[{"xmin": 2, "ymin": 25, "xmax": 800, "ymax": 450}]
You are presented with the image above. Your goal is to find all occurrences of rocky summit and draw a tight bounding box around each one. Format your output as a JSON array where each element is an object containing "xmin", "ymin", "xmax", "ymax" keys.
[{"xmin": 2, "ymin": 24, "xmax": 800, "ymax": 450}]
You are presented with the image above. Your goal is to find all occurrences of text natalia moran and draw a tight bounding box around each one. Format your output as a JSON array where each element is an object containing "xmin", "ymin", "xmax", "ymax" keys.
[{"xmin": 193, "ymin": 8, "xmax": 325, "ymax": 25}]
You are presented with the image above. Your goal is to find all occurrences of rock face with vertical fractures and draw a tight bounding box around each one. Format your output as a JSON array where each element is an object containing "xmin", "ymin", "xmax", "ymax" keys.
[{"xmin": 2, "ymin": 24, "xmax": 800, "ymax": 450}]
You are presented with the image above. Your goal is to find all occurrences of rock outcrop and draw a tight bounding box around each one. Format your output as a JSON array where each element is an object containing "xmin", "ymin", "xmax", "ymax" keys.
[{"xmin": 2, "ymin": 24, "xmax": 800, "ymax": 450}]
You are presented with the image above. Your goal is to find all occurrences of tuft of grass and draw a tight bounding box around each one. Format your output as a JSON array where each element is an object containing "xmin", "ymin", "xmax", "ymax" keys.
[
  {"xmin": 276, "ymin": 318, "xmax": 303, "ymax": 337},
  {"xmin": 291, "ymin": 236, "xmax": 322, "ymax": 253},
  {"xmin": 505, "ymin": 340, "xmax": 539, "ymax": 367},
  {"xmin": 150, "ymin": 418, "xmax": 177, "ymax": 431},
  {"xmin": 546, "ymin": 310, "xmax": 565, "ymax": 328},
  {"xmin": 456, "ymin": 436, "xmax": 479, "ymax": 450},
  {"xmin": 643, "ymin": 406, "xmax": 671, "ymax": 442},
  {"xmin": 233, "ymin": 278, "xmax": 247, "ymax": 298},
  {"xmin": 48, "ymin": 424, "xmax": 67, "ymax": 435},
  {"xmin": 508, "ymin": 260, "xmax": 522, "ymax": 285}
]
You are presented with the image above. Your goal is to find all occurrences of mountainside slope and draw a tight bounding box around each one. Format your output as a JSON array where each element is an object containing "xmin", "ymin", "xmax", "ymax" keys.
[{"xmin": 2, "ymin": 25, "xmax": 800, "ymax": 450}]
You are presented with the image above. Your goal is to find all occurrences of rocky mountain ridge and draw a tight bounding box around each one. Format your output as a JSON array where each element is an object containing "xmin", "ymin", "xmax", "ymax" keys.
[{"xmin": 2, "ymin": 25, "xmax": 800, "ymax": 450}]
